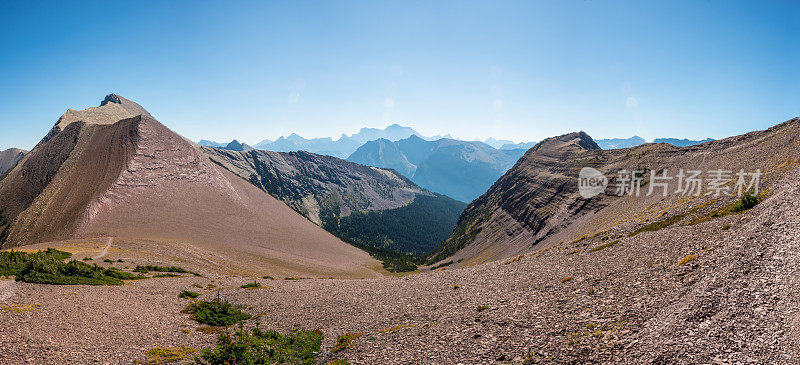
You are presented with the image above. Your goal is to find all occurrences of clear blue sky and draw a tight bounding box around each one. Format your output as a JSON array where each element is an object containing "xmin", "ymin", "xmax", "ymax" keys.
[{"xmin": 1, "ymin": 0, "xmax": 797, "ymax": 150}]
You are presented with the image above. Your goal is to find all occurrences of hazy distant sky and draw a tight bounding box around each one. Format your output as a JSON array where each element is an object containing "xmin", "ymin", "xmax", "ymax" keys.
[{"xmin": 1, "ymin": 0, "xmax": 798, "ymax": 150}]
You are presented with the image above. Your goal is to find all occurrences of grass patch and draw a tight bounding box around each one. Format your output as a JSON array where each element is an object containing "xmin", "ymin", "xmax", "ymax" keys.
[
  {"xmin": 331, "ymin": 333, "xmax": 364, "ymax": 353},
  {"xmin": 0, "ymin": 303, "xmax": 44, "ymax": 313},
  {"xmin": 143, "ymin": 346, "xmax": 199, "ymax": 364},
  {"xmin": 184, "ymin": 299, "xmax": 251, "ymax": 327},
  {"xmin": 678, "ymin": 254, "xmax": 698, "ymax": 266},
  {"xmin": 587, "ymin": 240, "xmax": 619, "ymax": 253},
  {"xmin": 476, "ymin": 305, "xmax": 489, "ymax": 312},
  {"xmin": 196, "ymin": 328, "xmax": 322, "ymax": 365},
  {"xmin": 628, "ymin": 214, "xmax": 685, "ymax": 237},
  {"xmin": 179, "ymin": 290, "xmax": 200, "ymax": 299},
  {"xmin": 240, "ymin": 281, "xmax": 262, "ymax": 289}
]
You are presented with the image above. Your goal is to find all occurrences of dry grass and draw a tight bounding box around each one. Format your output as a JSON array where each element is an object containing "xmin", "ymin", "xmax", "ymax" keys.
[
  {"xmin": 588, "ymin": 240, "xmax": 619, "ymax": 253},
  {"xmin": 678, "ymin": 254, "xmax": 698, "ymax": 266},
  {"xmin": 561, "ymin": 276, "xmax": 573, "ymax": 283},
  {"xmin": 331, "ymin": 332, "xmax": 364, "ymax": 353}
]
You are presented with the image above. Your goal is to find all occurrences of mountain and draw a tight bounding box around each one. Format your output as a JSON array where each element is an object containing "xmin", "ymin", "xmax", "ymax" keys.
[
  {"xmin": 594, "ymin": 135, "xmax": 647, "ymax": 149},
  {"xmin": 198, "ymin": 139, "xmax": 226, "ymax": 148},
  {"xmin": 483, "ymin": 137, "xmax": 514, "ymax": 149},
  {"xmin": 429, "ymin": 117, "xmax": 800, "ymax": 267},
  {"xmin": 221, "ymin": 139, "xmax": 253, "ymax": 151},
  {"xmin": 654, "ymin": 137, "xmax": 714, "ymax": 146},
  {"xmin": 204, "ymin": 147, "xmax": 465, "ymax": 260},
  {"xmin": 348, "ymin": 135, "xmax": 526, "ymax": 202},
  {"xmin": 252, "ymin": 123, "xmax": 425, "ymax": 158},
  {"xmin": 0, "ymin": 148, "xmax": 27, "ymax": 177},
  {"xmin": 500, "ymin": 141, "xmax": 537, "ymax": 150},
  {"xmin": 0, "ymin": 94, "xmax": 379, "ymax": 278}
]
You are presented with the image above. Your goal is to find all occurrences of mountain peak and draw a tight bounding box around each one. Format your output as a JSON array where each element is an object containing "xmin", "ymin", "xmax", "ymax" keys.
[{"xmin": 100, "ymin": 94, "xmax": 124, "ymax": 106}]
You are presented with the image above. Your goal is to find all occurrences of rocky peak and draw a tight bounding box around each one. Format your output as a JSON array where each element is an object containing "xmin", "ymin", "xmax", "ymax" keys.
[{"xmin": 100, "ymin": 94, "xmax": 124, "ymax": 106}]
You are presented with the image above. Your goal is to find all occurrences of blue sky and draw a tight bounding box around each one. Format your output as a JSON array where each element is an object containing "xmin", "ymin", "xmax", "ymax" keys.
[{"xmin": 1, "ymin": 0, "xmax": 797, "ymax": 150}]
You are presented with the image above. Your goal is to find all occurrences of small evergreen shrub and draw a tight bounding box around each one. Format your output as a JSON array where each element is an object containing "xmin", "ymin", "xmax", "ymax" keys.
[
  {"xmin": 196, "ymin": 328, "xmax": 322, "ymax": 364},
  {"xmin": 184, "ymin": 299, "xmax": 251, "ymax": 327}
]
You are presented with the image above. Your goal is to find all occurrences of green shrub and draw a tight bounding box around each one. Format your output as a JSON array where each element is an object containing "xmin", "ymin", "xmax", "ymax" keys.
[
  {"xmin": 133, "ymin": 265, "xmax": 189, "ymax": 274},
  {"xmin": 262, "ymin": 276, "xmax": 274, "ymax": 280},
  {"xmin": 102, "ymin": 259, "xmax": 113, "ymax": 263},
  {"xmin": 196, "ymin": 328, "xmax": 322, "ymax": 365},
  {"xmin": 0, "ymin": 248, "xmax": 138, "ymax": 285},
  {"xmin": 476, "ymin": 305, "xmax": 489, "ymax": 312},
  {"xmin": 184, "ymin": 299, "xmax": 251, "ymax": 327},
  {"xmin": 82, "ymin": 257, "xmax": 93, "ymax": 261},
  {"xmin": 179, "ymin": 290, "xmax": 201, "ymax": 299},
  {"xmin": 732, "ymin": 192, "xmax": 760, "ymax": 212},
  {"xmin": 240, "ymin": 281, "xmax": 262, "ymax": 289}
]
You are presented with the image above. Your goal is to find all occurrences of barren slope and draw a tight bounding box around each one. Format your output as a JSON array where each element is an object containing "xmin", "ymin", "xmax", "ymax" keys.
[
  {"xmin": 0, "ymin": 95, "xmax": 380, "ymax": 278},
  {"xmin": 433, "ymin": 118, "xmax": 800, "ymax": 267}
]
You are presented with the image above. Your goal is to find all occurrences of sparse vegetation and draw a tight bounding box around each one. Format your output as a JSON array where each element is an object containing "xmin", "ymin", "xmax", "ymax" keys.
[
  {"xmin": 262, "ymin": 275, "xmax": 274, "ymax": 280},
  {"xmin": 0, "ymin": 248, "xmax": 144, "ymax": 285},
  {"xmin": 629, "ymin": 214, "xmax": 685, "ymax": 237},
  {"xmin": 588, "ymin": 240, "xmax": 619, "ymax": 253},
  {"xmin": 679, "ymin": 254, "xmax": 698, "ymax": 265},
  {"xmin": 82, "ymin": 257, "xmax": 93, "ymax": 261},
  {"xmin": 184, "ymin": 299, "xmax": 251, "ymax": 327},
  {"xmin": 476, "ymin": 305, "xmax": 489, "ymax": 312},
  {"xmin": 103, "ymin": 258, "xmax": 113, "ymax": 263},
  {"xmin": 133, "ymin": 265, "xmax": 189, "ymax": 274},
  {"xmin": 179, "ymin": 290, "xmax": 200, "ymax": 299},
  {"xmin": 332, "ymin": 333, "xmax": 363, "ymax": 353},
  {"xmin": 196, "ymin": 328, "xmax": 322, "ymax": 364},
  {"xmin": 561, "ymin": 276, "xmax": 573, "ymax": 283},
  {"xmin": 153, "ymin": 273, "xmax": 182, "ymax": 278},
  {"xmin": 143, "ymin": 346, "xmax": 199, "ymax": 364},
  {"xmin": 732, "ymin": 191, "xmax": 760, "ymax": 212},
  {"xmin": 240, "ymin": 281, "xmax": 261, "ymax": 289}
]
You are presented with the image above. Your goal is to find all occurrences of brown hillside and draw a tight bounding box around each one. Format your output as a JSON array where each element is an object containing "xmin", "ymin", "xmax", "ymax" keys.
[
  {"xmin": 433, "ymin": 117, "xmax": 800, "ymax": 267},
  {"xmin": 0, "ymin": 95, "xmax": 380, "ymax": 278}
]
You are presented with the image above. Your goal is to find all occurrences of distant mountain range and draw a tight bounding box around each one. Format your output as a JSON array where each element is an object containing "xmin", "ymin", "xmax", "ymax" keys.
[
  {"xmin": 595, "ymin": 136, "xmax": 713, "ymax": 149},
  {"xmin": 199, "ymin": 124, "xmax": 537, "ymax": 159},
  {"xmin": 653, "ymin": 137, "xmax": 714, "ymax": 147},
  {"xmin": 348, "ymin": 135, "xmax": 526, "ymax": 202}
]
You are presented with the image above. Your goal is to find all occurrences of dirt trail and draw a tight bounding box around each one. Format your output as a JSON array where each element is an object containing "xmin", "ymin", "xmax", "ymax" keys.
[{"xmin": 92, "ymin": 237, "xmax": 112, "ymax": 260}]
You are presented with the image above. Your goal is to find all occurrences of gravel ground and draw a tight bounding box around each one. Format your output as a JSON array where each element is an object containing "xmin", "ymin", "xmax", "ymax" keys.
[{"xmin": 1, "ymin": 171, "xmax": 799, "ymax": 364}]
